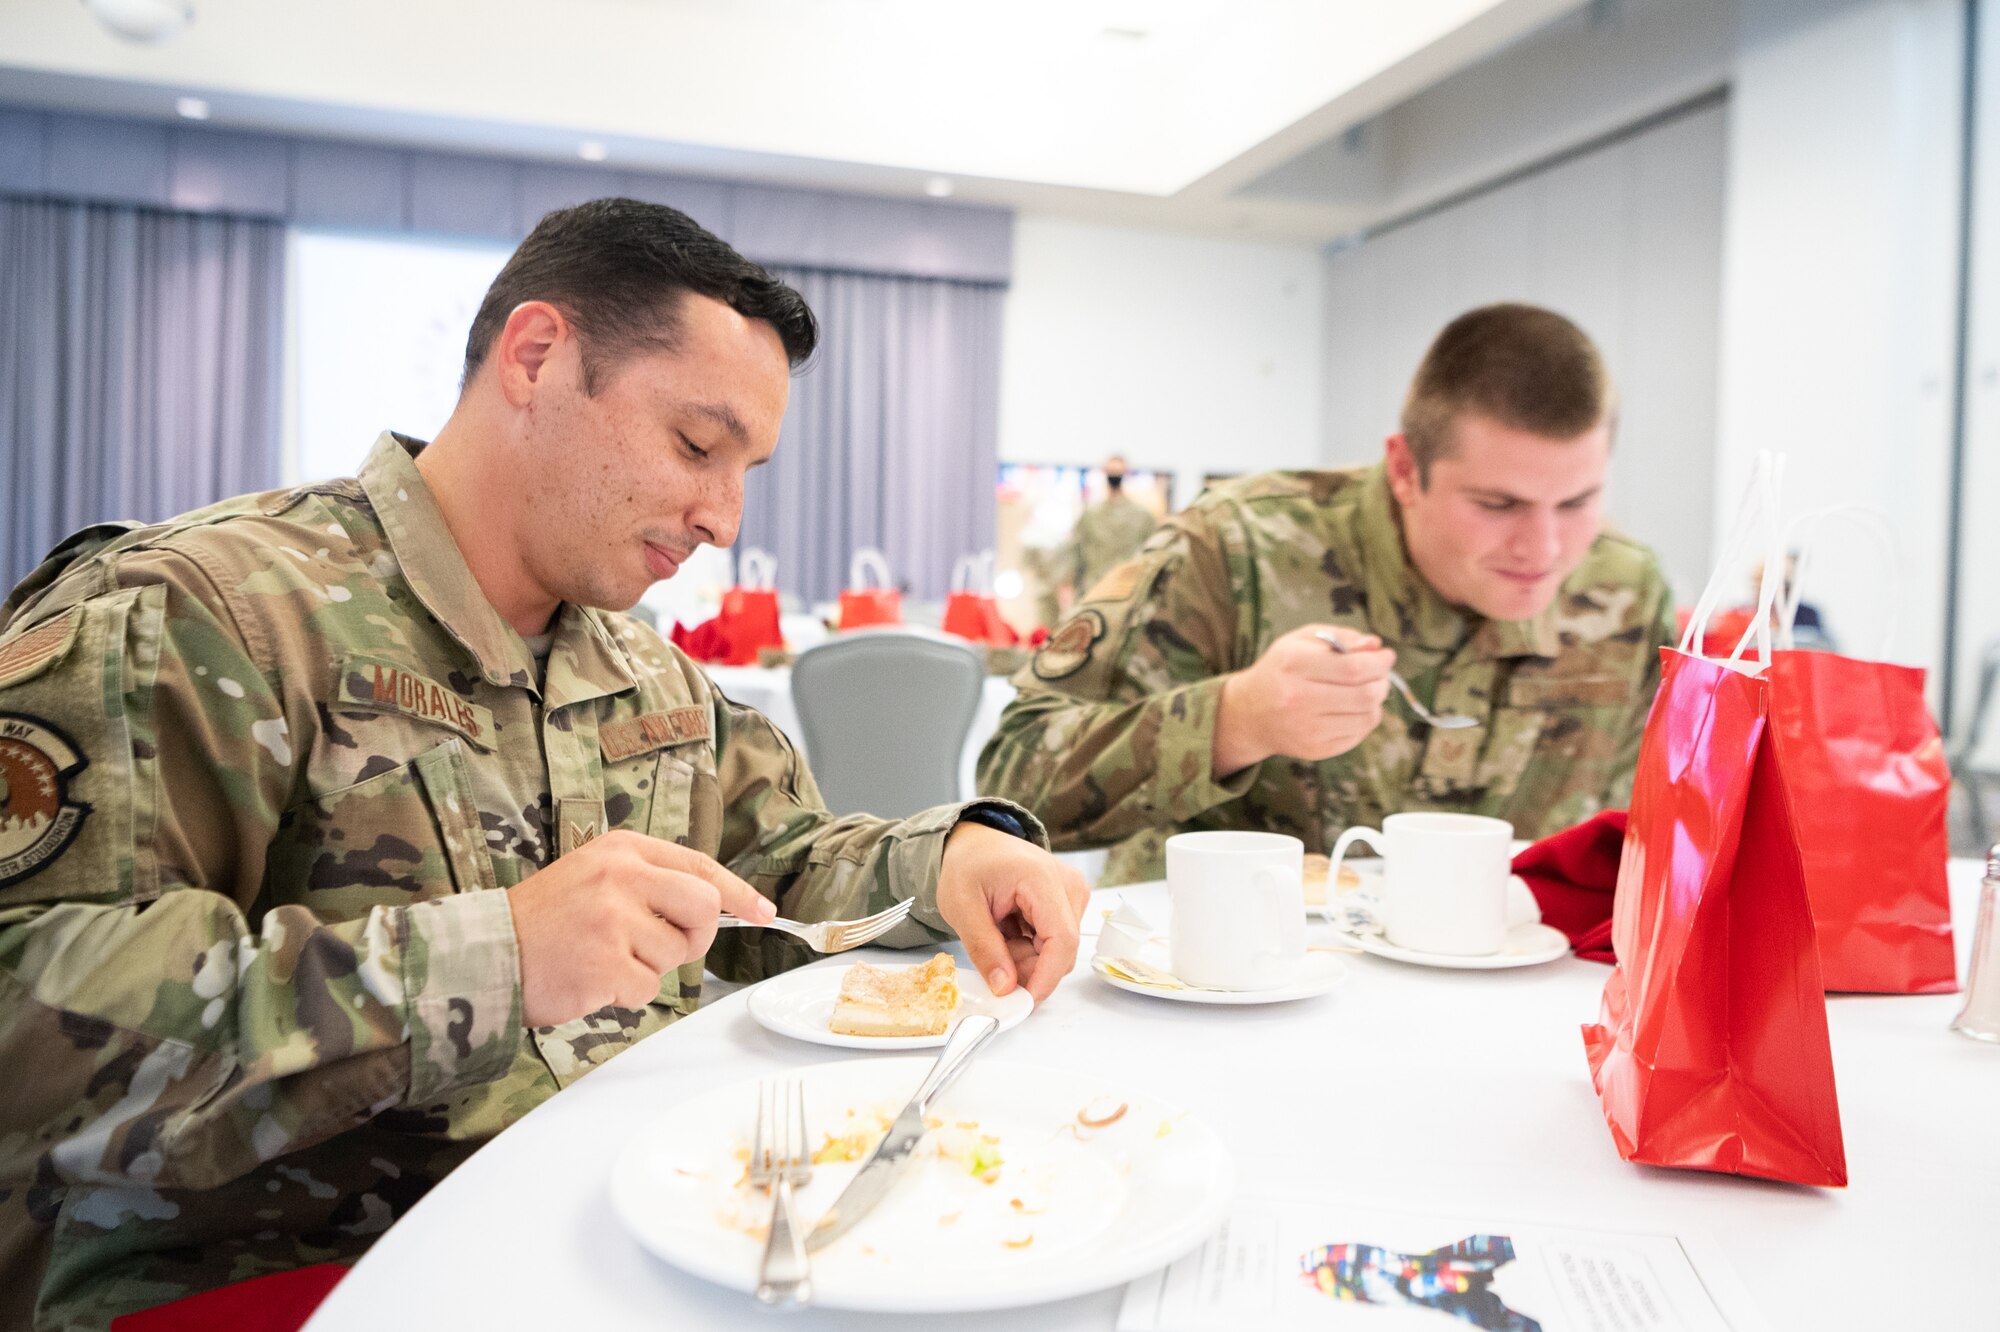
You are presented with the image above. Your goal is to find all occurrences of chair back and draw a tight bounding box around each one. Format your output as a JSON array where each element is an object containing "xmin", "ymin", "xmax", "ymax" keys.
[
  {"xmin": 790, "ymin": 628, "xmax": 984, "ymax": 817},
  {"xmin": 1952, "ymin": 638, "xmax": 2000, "ymax": 768}
]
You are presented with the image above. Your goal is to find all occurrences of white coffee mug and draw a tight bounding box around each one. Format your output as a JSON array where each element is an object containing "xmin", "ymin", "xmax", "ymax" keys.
[
  {"xmin": 1326, "ymin": 813, "xmax": 1513, "ymax": 955},
  {"xmin": 1166, "ymin": 831, "xmax": 1306, "ymax": 990}
]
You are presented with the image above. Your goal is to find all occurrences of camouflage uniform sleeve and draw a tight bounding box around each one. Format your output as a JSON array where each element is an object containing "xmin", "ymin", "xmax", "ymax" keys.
[
  {"xmin": 976, "ymin": 511, "xmax": 1257, "ymax": 851},
  {"xmin": 699, "ymin": 695, "xmax": 1047, "ymax": 983},
  {"xmin": 1603, "ymin": 564, "xmax": 1678, "ymax": 808},
  {"xmin": 0, "ymin": 553, "xmax": 520, "ymax": 1197}
]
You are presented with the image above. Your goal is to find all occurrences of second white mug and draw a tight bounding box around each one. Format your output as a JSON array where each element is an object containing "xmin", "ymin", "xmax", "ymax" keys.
[
  {"xmin": 1166, "ymin": 831, "xmax": 1306, "ymax": 990},
  {"xmin": 1326, "ymin": 812, "xmax": 1514, "ymax": 956}
]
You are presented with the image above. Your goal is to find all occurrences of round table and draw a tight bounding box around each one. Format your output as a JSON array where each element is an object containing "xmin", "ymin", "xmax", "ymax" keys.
[{"xmin": 305, "ymin": 863, "xmax": 1993, "ymax": 1331}]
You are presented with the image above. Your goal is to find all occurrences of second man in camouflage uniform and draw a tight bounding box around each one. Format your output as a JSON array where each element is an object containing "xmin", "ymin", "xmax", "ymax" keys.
[{"xmin": 980, "ymin": 304, "xmax": 1675, "ymax": 884}]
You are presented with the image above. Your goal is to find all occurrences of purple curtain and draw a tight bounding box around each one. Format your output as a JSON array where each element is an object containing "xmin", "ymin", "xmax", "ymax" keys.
[
  {"xmin": 1, "ymin": 196, "xmax": 285, "ymax": 592},
  {"xmin": 738, "ymin": 267, "xmax": 1004, "ymax": 604}
]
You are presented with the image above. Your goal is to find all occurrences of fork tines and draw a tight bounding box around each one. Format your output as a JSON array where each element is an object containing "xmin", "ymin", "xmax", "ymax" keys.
[{"xmin": 828, "ymin": 898, "xmax": 914, "ymax": 949}]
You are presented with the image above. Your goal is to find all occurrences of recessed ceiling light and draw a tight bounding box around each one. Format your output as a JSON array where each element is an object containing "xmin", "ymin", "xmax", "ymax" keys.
[
  {"xmin": 83, "ymin": 0, "xmax": 192, "ymax": 43},
  {"xmin": 174, "ymin": 95, "xmax": 210, "ymax": 120},
  {"xmin": 1100, "ymin": 25, "xmax": 1149, "ymax": 40},
  {"xmin": 577, "ymin": 141, "xmax": 609, "ymax": 163},
  {"xmin": 924, "ymin": 177, "xmax": 954, "ymax": 198}
]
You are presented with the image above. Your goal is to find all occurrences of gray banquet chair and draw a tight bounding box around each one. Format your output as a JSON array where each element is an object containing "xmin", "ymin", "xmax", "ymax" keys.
[
  {"xmin": 1949, "ymin": 637, "xmax": 2000, "ymax": 850},
  {"xmin": 790, "ymin": 627, "xmax": 985, "ymax": 818}
]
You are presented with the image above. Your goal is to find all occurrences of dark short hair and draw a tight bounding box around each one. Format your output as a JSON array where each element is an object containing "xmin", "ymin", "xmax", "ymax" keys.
[
  {"xmin": 1401, "ymin": 303, "xmax": 1615, "ymax": 483},
  {"xmin": 462, "ymin": 197, "xmax": 818, "ymax": 390}
]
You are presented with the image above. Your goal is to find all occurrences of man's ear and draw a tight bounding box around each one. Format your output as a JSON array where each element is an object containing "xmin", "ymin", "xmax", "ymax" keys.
[
  {"xmin": 493, "ymin": 301, "xmax": 569, "ymax": 408},
  {"xmin": 1383, "ymin": 433, "xmax": 1422, "ymax": 505}
]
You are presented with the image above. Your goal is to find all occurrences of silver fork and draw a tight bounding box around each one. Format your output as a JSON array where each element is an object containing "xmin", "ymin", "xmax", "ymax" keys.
[
  {"xmin": 1314, "ymin": 629, "xmax": 1478, "ymax": 730},
  {"xmin": 750, "ymin": 1079, "xmax": 814, "ymax": 1309},
  {"xmin": 717, "ymin": 898, "xmax": 914, "ymax": 953}
]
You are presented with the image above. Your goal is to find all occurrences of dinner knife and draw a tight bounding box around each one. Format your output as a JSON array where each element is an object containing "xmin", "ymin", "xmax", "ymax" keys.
[{"xmin": 806, "ymin": 1012, "xmax": 1001, "ymax": 1252}]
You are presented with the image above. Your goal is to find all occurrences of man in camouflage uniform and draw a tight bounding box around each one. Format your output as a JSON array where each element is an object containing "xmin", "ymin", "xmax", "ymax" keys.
[
  {"xmin": 0, "ymin": 200, "xmax": 1086, "ymax": 1331},
  {"xmin": 980, "ymin": 305, "xmax": 1675, "ymax": 885},
  {"xmin": 1066, "ymin": 455, "xmax": 1157, "ymax": 603}
]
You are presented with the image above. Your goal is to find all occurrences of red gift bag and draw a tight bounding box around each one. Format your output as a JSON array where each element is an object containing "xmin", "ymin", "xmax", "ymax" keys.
[
  {"xmin": 1582, "ymin": 455, "xmax": 1847, "ymax": 1187},
  {"xmin": 942, "ymin": 552, "xmax": 1019, "ymax": 646},
  {"xmin": 838, "ymin": 548, "xmax": 902, "ymax": 630},
  {"xmin": 715, "ymin": 548, "xmax": 783, "ymax": 666},
  {"xmin": 1763, "ymin": 511, "xmax": 1956, "ymax": 993}
]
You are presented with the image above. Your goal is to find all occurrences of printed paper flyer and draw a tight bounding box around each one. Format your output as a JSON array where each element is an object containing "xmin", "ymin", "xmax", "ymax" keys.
[{"xmin": 1118, "ymin": 1195, "xmax": 1770, "ymax": 1332}]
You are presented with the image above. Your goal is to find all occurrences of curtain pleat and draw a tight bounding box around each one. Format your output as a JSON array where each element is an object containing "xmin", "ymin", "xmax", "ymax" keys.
[
  {"xmin": 738, "ymin": 267, "xmax": 1004, "ymax": 604},
  {"xmin": 0, "ymin": 196, "xmax": 285, "ymax": 592}
]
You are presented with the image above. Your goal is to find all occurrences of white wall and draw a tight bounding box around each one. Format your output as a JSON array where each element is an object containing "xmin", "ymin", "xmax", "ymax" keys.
[
  {"xmin": 1714, "ymin": 0, "xmax": 1964, "ymax": 688},
  {"xmin": 997, "ymin": 217, "xmax": 1324, "ymax": 509},
  {"xmin": 1319, "ymin": 100, "xmax": 1729, "ymax": 603},
  {"xmin": 1953, "ymin": 0, "xmax": 1999, "ymax": 762}
]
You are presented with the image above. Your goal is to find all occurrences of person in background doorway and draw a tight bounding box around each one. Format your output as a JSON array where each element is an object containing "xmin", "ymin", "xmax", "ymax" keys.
[{"xmin": 1067, "ymin": 455, "xmax": 1158, "ymax": 604}]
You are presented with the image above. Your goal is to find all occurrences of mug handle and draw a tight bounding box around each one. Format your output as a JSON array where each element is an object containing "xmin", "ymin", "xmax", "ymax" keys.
[
  {"xmin": 1256, "ymin": 864, "xmax": 1306, "ymax": 965},
  {"xmin": 1321, "ymin": 827, "xmax": 1385, "ymax": 925}
]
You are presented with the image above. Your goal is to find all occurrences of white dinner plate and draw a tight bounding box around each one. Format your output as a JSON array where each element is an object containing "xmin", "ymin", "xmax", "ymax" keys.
[
  {"xmin": 1090, "ymin": 948, "xmax": 1351, "ymax": 1005},
  {"xmin": 746, "ymin": 960, "xmax": 1034, "ymax": 1050},
  {"xmin": 610, "ymin": 1057, "xmax": 1234, "ymax": 1313},
  {"xmin": 1339, "ymin": 920, "xmax": 1571, "ymax": 970}
]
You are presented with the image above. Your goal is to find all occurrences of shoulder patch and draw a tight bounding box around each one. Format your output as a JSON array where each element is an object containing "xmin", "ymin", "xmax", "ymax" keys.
[
  {"xmin": 1081, "ymin": 560, "xmax": 1144, "ymax": 604},
  {"xmin": 0, "ymin": 610, "xmax": 81, "ymax": 690},
  {"xmin": 1032, "ymin": 609, "xmax": 1107, "ymax": 681},
  {"xmin": 600, "ymin": 707, "xmax": 712, "ymax": 762},
  {"xmin": 336, "ymin": 657, "xmax": 496, "ymax": 749},
  {"xmin": 0, "ymin": 713, "xmax": 92, "ymax": 886}
]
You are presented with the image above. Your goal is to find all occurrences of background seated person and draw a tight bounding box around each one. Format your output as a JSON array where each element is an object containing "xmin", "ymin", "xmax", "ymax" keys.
[{"xmin": 978, "ymin": 303, "xmax": 1676, "ymax": 885}]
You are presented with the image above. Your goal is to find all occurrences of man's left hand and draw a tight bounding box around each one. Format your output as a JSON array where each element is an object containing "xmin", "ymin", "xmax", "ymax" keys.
[{"xmin": 936, "ymin": 822, "xmax": 1089, "ymax": 1005}]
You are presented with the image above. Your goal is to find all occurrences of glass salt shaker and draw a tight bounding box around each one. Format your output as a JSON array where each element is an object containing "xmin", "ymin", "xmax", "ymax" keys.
[{"xmin": 1950, "ymin": 846, "xmax": 2000, "ymax": 1042}]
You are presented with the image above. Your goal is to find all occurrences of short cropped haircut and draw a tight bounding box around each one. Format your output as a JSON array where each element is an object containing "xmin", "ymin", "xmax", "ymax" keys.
[
  {"xmin": 462, "ymin": 197, "xmax": 818, "ymax": 391},
  {"xmin": 1400, "ymin": 304, "xmax": 1615, "ymax": 483}
]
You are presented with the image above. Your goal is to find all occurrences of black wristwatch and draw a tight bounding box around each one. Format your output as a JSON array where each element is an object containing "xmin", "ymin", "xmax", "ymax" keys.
[{"xmin": 954, "ymin": 803, "xmax": 1030, "ymax": 841}]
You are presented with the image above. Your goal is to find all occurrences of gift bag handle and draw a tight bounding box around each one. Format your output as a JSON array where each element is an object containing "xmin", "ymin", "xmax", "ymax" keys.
[
  {"xmin": 848, "ymin": 548, "xmax": 894, "ymax": 591},
  {"xmin": 1680, "ymin": 451, "xmax": 1785, "ymax": 668},
  {"xmin": 737, "ymin": 547, "xmax": 777, "ymax": 591},
  {"xmin": 1777, "ymin": 506, "xmax": 1900, "ymax": 659},
  {"xmin": 951, "ymin": 551, "xmax": 996, "ymax": 596}
]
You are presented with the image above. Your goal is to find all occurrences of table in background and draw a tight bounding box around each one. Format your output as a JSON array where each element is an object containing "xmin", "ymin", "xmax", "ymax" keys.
[
  {"xmin": 306, "ymin": 862, "xmax": 1994, "ymax": 1332},
  {"xmin": 704, "ymin": 663, "xmax": 1015, "ymax": 804}
]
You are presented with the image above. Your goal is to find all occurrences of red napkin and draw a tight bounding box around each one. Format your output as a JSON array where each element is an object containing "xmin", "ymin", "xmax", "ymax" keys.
[
  {"xmin": 111, "ymin": 1264, "xmax": 348, "ymax": 1332},
  {"xmin": 1511, "ymin": 810, "xmax": 1627, "ymax": 964},
  {"xmin": 669, "ymin": 617, "xmax": 734, "ymax": 664}
]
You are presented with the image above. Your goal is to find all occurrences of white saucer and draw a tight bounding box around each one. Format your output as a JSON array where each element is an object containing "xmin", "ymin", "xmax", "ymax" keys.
[
  {"xmin": 746, "ymin": 960, "xmax": 1034, "ymax": 1049},
  {"xmin": 1090, "ymin": 949, "xmax": 1351, "ymax": 1005},
  {"xmin": 1340, "ymin": 921, "xmax": 1571, "ymax": 970}
]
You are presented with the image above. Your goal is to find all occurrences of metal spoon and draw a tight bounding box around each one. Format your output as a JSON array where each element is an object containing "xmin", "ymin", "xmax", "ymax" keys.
[{"xmin": 1314, "ymin": 630, "xmax": 1478, "ymax": 730}]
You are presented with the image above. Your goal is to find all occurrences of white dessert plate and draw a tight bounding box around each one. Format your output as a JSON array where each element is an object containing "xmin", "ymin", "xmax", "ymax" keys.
[
  {"xmin": 1340, "ymin": 920, "xmax": 1571, "ymax": 970},
  {"xmin": 746, "ymin": 960, "xmax": 1033, "ymax": 1050},
  {"xmin": 610, "ymin": 1057, "xmax": 1234, "ymax": 1313},
  {"xmin": 1090, "ymin": 947, "xmax": 1351, "ymax": 1006}
]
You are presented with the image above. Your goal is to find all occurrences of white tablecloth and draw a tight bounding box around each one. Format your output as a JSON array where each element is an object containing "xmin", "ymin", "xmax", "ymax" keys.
[
  {"xmin": 703, "ymin": 663, "xmax": 1015, "ymax": 804},
  {"xmin": 306, "ymin": 862, "xmax": 1994, "ymax": 1332}
]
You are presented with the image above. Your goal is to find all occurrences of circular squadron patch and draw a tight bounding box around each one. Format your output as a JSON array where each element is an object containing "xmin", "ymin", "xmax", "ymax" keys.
[
  {"xmin": 1032, "ymin": 609, "xmax": 1107, "ymax": 681},
  {"xmin": 0, "ymin": 713, "xmax": 91, "ymax": 886}
]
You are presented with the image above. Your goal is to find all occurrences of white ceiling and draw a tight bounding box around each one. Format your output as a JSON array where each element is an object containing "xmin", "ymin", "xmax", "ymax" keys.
[{"xmin": 0, "ymin": 0, "xmax": 1593, "ymax": 239}]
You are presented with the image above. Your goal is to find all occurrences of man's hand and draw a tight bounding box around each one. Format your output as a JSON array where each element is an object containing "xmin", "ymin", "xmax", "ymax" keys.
[
  {"xmin": 506, "ymin": 831, "xmax": 776, "ymax": 1027},
  {"xmin": 936, "ymin": 822, "xmax": 1089, "ymax": 1006},
  {"xmin": 1212, "ymin": 625, "xmax": 1395, "ymax": 778}
]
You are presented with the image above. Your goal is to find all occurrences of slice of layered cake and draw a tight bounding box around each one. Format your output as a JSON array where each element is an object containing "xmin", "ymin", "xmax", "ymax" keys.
[{"xmin": 829, "ymin": 953, "xmax": 961, "ymax": 1037}]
